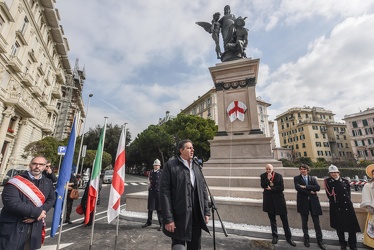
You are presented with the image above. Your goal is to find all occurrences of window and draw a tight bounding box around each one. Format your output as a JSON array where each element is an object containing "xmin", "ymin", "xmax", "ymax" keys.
[
  {"xmin": 302, "ymin": 143, "xmax": 306, "ymax": 148},
  {"xmin": 352, "ymin": 121, "xmax": 358, "ymax": 128},
  {"xmin": 304, "ymin": 152, "xmax": 307, "ymax": 156},
  {"xmin": 296, "ymin": 144, "xmax": 299, "ymax": 149},
  {"xmin": 207, "ymin": 98, "xmax": 211, "ymax": 106},
  {"xmin": 363, "ymin": 119, "xmax": 368, "ymax": 126},
  {"xmin": 11, "ymin": 42, "xmax": 20, "ymax": 56},
  {"xmin": 315, "ymin": 142, "xmax": 322, "ymax": 147},
  {"xmin": 20, "ymin": 16, "xmax": 29, "ymax": 33},
  {"xmin": 315, "ymin": 133, "xmax": 319, "ymax": 139},
  {"xmin": 0, "ymin": 15, "xmax": 5, "ymax": 28}
]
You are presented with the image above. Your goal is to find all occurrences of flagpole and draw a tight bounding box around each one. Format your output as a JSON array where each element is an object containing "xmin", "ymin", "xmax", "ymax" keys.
[
  {"xmin": 114, "ymin": 123, "xmax": 127, "ymax": 249},
  {"xmin": 56, "ymin": 182, "xmax": 69, "ymax": 250},
  {"xmin": 89, "ymin": 117, "xmax": 108, "ymax": 250}
]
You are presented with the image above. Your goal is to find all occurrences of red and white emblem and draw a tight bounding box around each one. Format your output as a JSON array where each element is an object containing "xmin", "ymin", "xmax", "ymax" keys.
[{"xmin": 227, "ymin": 101, "xmax": 247, "ymax": 122}]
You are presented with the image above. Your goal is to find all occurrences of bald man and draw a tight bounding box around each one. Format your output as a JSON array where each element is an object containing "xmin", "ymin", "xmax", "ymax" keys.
[{"xmin": 260, "ymin": 164, "xmax": 296, "ymax": 247}]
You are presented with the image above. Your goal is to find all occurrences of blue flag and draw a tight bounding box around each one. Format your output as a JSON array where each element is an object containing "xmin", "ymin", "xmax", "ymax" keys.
[{"xmin": 50, "ymin": 117, "xmax": 77, "ymax": 237}]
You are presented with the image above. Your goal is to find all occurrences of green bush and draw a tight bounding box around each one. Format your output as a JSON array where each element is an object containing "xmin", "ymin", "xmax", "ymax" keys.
[{"xmin": 310, "ymin": 167, "xmax": 366, "ymax": 179}]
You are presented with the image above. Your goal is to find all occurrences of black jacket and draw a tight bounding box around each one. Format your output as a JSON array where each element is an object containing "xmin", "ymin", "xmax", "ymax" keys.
[
  {"xmin": 260, "ymin": 171, "xmax": 288, "ymax": 215},
  {"xmin": 148, "ymin": 169, "xmax": 162, "ymax": 210},
  {"xmin": 160, "ymin": 156, "xmax": 210, "ymax": 241},
  {"xmin": 324, "ymin": 177, "xmax": 361, "ymax": 232},
  {"xmin": 0, "ymin": 172, "xmax": 55, "ymax": 250},
  {"xmin": 294, "ymin": 175, "xmax": 322, "ymax": 215}
]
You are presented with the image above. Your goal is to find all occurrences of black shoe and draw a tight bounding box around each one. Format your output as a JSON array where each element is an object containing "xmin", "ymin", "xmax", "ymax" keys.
[
  {"xmin": 304, "ymin": 239, "xmax": 310, "ymax": 247},
  {"xmin": 349, "ymin": 247, "xmax": 358, "ymax": 250},
  {"xmin": 64, "ymin": 219, "xmax": 73, "ymax": 224},
  {"xmin": 341, "ymin": 247, "xmax": 347, "ymax": 250},
  {"xmin": 271, "ymin": 237, "xmax": 278, "ymax": 244},
  {"xmin": 157, "ymin": 227, "xmax": 162, "ymax": 231},
  {"xmin": 141, "ymin": 223, "xmax": 151, "ymax": 228},
  {"xmin": 318, "ymin": 242, "xmax": 326, "ymax": 250},
  {"xmin": 286, "ymin": 238, "xmax": 296, "ymax": 247}
]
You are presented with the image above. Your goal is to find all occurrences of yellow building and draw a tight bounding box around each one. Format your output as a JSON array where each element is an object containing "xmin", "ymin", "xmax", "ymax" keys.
[
  {"xmin": 343, "ymin": 108, "xmax": 374, "ymax": 161},
  {"xmin": 0, "ymin": 0, "xmax": 83, "ymax": 181},
  {"xmin": 275, "ymin": 106, "xmax": 353, "ymax": 162}
]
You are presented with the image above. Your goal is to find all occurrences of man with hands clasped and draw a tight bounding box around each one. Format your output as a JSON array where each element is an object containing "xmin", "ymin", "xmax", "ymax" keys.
[
  {"xmin": 260, "ymin": 163, "xmax": 296, "ymax": 247},
  {"xmin": 294, "ymin": 164, "xmax": 326, "ymax": 250},
  {"xmin": 0, "ymin": 156, "xmax": 56, "ymax": 249}
]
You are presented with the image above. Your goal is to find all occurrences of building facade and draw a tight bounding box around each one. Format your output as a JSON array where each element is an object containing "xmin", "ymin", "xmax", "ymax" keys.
[
  {"xmin": 276, "ymin": 106, "xmax": 353, "ymax": 162},
  {"xmin": 0, "ymin": 0, "xmax": 83, "ymax": 181},
  {"xmin": 181, "ymin": 88, "xmax": 276, "ymax": 148},
  {"xmin": 343, "ymin": 108, "xmax": 374, "ymax": 162}
]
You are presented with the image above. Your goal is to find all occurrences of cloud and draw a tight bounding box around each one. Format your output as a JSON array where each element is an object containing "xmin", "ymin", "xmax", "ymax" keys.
[
  {"xmin": 259, "ymin": 14, "xmax": 374, "ymax": 124},
  {"xmin": 55, "ymin": 0, "xmax": 374, "ymax": 142}
]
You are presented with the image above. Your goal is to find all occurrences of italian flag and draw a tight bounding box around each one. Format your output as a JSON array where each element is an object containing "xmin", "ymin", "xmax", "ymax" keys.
[{"xmin": 85, "ymin": 122, "xmax": 107, "ymax": 224}]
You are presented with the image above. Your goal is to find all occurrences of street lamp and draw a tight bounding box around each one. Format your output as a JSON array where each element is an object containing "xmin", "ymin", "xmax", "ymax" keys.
[{"xmin": 75, "ymin": 93, "xmax": 93, "ymax": 176}]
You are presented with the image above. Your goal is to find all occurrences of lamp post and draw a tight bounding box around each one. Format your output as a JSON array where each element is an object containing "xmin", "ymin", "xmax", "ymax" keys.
[{"xmin": 75, "ymin": 93, "xmax": 93, "ymax": 176}]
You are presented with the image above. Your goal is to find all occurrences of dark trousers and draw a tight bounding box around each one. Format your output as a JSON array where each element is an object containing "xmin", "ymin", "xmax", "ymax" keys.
[
  {"xmin": 65, "ymin": 198, "xmax": 74, "ymax": 220},
  {"xmin": 146, "ymin": 209, "xmax": 162, "ymax": 226},
  {"xmin": 301, "ymin": 213, "xmax": 323, "ymax": 242},
  {"xmin": 268, "ymin": 213, "xmax": 292, "ymax": 239},
  {"xmin": 172, "ymin": 224, "xmax": 202, "ymax": 250},
  {"xmin": 171, "ymin": 183, "xmax": 203, "ymax": 250},
  {"xmin": 336, "ymin": 230, "xmax": 357, "ymax": 248}
]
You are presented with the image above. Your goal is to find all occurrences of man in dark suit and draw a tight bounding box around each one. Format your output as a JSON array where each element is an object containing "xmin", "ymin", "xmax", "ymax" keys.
[
  {"xmin": 294, "ymin": 164, "xmax": 326, "ymax": 250},
  {"xmin": 261, "ymin": 164, "xmax": 296, "ymax": 247}
]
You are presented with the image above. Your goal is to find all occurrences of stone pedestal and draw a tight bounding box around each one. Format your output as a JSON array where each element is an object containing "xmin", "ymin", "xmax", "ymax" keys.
[{"xmin": 205, "ymin": 58, "xmax": 280, "ymax": 169}]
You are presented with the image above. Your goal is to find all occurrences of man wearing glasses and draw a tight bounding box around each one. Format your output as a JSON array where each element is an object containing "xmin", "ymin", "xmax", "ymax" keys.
[
  {"xmin": 160, "ymin": 139, "xmax": 210, "ymax": 250},
  {"xmin": 0, "ymin": 156, "xmax": 56, "ymax": 249}
]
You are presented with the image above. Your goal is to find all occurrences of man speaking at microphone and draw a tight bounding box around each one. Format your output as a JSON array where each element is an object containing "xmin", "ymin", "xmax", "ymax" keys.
[{"xmin": 160, "ymin": 139, "xmax": 210, "ymax": 250}]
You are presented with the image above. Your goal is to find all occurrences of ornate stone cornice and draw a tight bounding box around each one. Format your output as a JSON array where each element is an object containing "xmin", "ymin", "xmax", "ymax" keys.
[{"xmin": 215, "ymin": 77, "xmax": 256, "ymax": 91}]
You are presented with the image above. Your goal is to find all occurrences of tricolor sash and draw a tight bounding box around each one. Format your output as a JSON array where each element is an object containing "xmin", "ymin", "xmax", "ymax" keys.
[
  {"xmin": 7, "ymin": 175, "xmax": 47, "ymax": 244},
  {"xmin": 7, "ymin": 175, "xmax": 46, "ymax": 207}
]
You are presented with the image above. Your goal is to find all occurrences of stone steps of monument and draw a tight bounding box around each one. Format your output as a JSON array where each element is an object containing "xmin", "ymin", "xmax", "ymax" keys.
[
  {"xmin": 205, "ymin": 176, "xmax": 306, "ymax": 189},
  {"xmin": 202, "ymin": 166, "xmax": 330, "ymax": 178},
  {"xmin": 208, "ymin": 186, "xmax": 362, "ymax": 203},
  {"xmin": 125, "ymin": 191, "xmax": 367, "ymax": 232},
  {"xmin": 202, "ymin": 166, "xmax": 300, "ymax": 177}
]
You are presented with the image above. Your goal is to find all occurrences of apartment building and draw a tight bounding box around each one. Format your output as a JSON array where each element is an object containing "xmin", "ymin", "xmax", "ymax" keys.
[
  {"xmin": 181, "ymin": 88, "xmax": 276, "ymax": 148},
  {"xmin": 0, "ymin": 0, "xmax": 83, "ymax": 181},
  {"xmin": 343, "ymin": 108, "xmax": 374, "ymax": 161},
  {"xmin": 275, "ymin": 106, "xmax": 353, "ymax": 162}
]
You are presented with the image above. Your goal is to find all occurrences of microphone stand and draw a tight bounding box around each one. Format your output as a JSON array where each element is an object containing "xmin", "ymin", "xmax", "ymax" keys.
[{"xmin": 194, "ymin": 158, "xmax": 228, "ymax": 250}]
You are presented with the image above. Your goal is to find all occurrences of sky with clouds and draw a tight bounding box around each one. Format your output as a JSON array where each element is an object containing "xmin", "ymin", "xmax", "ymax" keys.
[{"xmin": 55, "ymin": 0, "xmax": 374, "ymax": 145}]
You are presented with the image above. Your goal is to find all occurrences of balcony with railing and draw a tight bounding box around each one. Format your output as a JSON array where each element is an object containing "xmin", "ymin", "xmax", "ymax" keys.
[
  {"xmin": 40, "ymin": 95, "xmax": 48, "ymax": 106},
  {"xmin": 7, "ymin": 55, "xmax": 23, "ymax": 72},
  {"xmin": 21, "ymin": 72, "xmax": 34, "ymax": 87},
  {"xmin": 31, "ymin": 85, "xmax": 43, "ymax": 97},
  {"xmin": 47, "ymin": 104, "xmax": 58, "ymax": 114},
  {"xmin": 3, "ymin": 91, "xmax": 35, "ymax": 118},
  {"xmin": 51, "ymin": 85, "xmax": 62, "ymax": 98},
  {"xmin": 15, "ymin": 30, "xmax": 28, "ymax": 46}
]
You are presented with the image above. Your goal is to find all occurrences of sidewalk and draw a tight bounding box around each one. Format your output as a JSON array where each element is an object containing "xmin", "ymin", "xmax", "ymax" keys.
[{"xmin": 120, "ymin": 210, "xmax": 366, "ymax": 249}]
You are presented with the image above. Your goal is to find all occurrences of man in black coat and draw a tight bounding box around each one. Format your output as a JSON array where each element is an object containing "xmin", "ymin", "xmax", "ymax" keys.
[
  {"xmin": 294, "ymin": 164, "xmax": 326, "ymax": 250},
  {"xmin": 0, "ymin": 156, "xmax": 55, "ymax": 250},
  {"xmin": 142, "ymin": 159, "xmax": 162, "ymax": 230},
  {"xmin": 160, "ymin": 139, "xmax": 210, "ymax": 250},
  {"xmin": 260, "ymin": 163, "xmax": 296, "ymax": 247}
]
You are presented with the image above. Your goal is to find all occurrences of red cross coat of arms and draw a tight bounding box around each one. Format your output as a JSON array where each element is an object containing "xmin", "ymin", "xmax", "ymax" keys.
[{"xmin": 227, "ymin": 101, "xmax": 247, "ymax": 122}]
